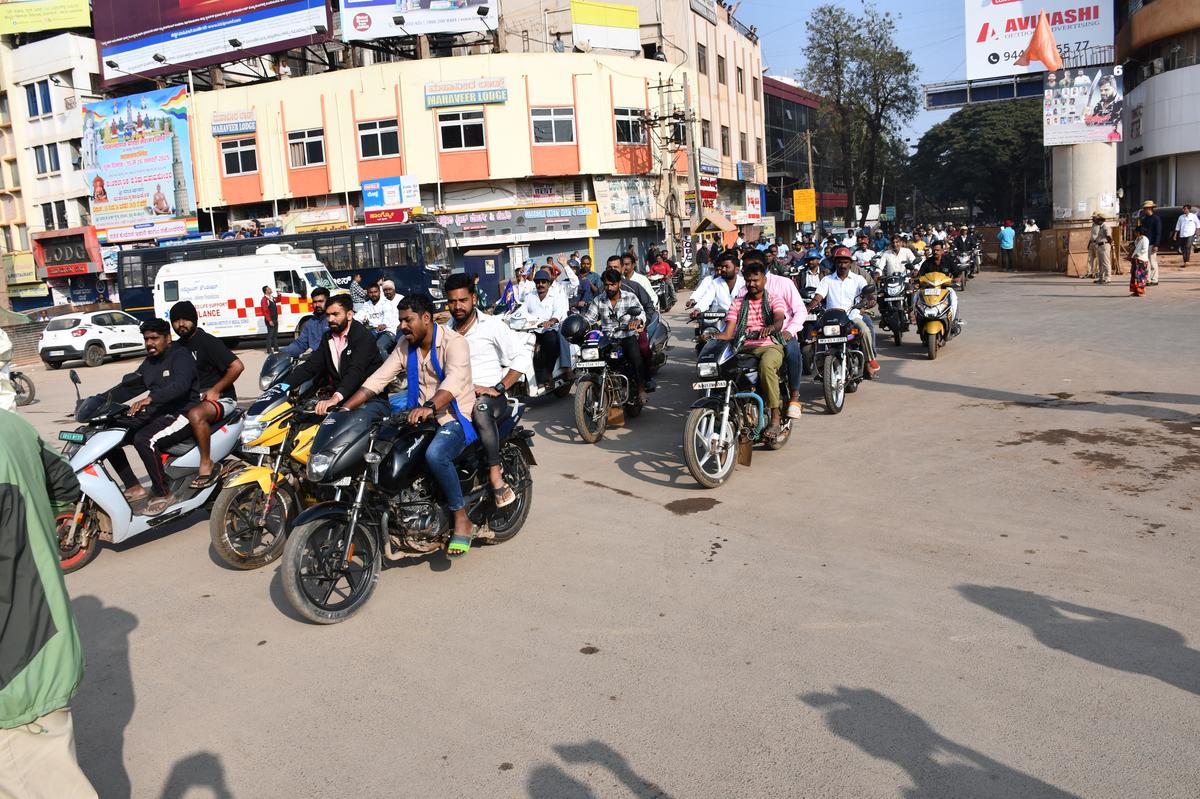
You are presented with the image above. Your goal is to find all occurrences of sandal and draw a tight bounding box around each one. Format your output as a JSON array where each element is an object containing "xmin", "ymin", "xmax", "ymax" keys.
[
  {"xmin": 123, "ymin": 485, "xmax": 148, "ymax": 503},
  {"xmin": 189, "ymin": 471, "xmax": 218, "ymax": 490},
  {"xmin": 446, "ymin": 533, "xmax": 472, "ymax": 559},
  {"xmin": 144, "ymin": 495, "xmax": 174, "ymax": 516},
  {"xmin": 492, "ymin": 483, "xmax": 517, "ymax": 508},
  {"xmin": 787, "ymin": 401, "xmax": 803, "ymax": 419}
]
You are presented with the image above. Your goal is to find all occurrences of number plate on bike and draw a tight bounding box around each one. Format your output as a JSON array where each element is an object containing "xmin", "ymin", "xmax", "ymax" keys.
[
  {"xmin": 923, "ymin": 288, "xmax": 942, "ymax": 295},
  {"xmin": 241, "ymin": 445, "xmax": 270, "ymax": 455},
  {"xmin": 575, "ymin": 360, "xmax": 605, "ymax": 369},
  {"xmin": 818, "ymin": 336, "xmax": 848, "ymax": 344},
  {"xmin": 692, "ymin": 380, "xmax": 727, "ymax": 390},
  {"xmin": 58, "ymin": 430, "xmax": 86, "ymax": 443}
]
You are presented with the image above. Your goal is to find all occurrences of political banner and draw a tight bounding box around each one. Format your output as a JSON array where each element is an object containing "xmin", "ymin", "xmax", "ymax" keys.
[
  {"xmin": 0, "ymin": 0, "xmax": 89, "ymax": 34},
  {"xmin": 965, "ymin": 1, "xmax": 1111, "ymax": 81},
  {"xmin": 82, "ymin": 85, "xmax": 199, "ymax": 243},
  {"xmin": 1042, "ymin": 64, "xmax": 1123, "ymax": 146},
  {"xmin": 341, "ymin": 0, "xmax": 496, "ymax": 41}
]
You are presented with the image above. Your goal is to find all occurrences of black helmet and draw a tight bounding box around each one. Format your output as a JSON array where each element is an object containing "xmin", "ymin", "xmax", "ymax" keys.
[{"xmin": 560, "ymin": 314, "xmax": 589, "ymax": 344}]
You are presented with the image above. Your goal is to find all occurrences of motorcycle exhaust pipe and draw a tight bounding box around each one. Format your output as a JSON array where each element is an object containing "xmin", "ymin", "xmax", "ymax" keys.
[{"xmin": 378, "ymin": 510, "xmax": 407, "ymax": 562}]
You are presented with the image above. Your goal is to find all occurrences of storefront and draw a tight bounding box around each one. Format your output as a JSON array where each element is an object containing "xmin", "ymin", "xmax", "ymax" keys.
[
  {"xmin": 32, "ymin": 227, "xmax": 106, "ymax": 306},
  {"xmin": 3, "ymin": 252, "xmax": 50, "ymax": 313},
  {"xmin": 436, "ymin": 201, "xmax": 599, "ymax": 279}
]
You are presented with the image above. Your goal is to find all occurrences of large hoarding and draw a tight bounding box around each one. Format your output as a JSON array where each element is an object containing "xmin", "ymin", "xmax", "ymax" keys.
[
  {"xmin": 0, "ymin": 0, "xmax": 89, "ymax": 34},
  {"xmin": 965, "ymin": 1, "xmax": 1111, "ymax": 81},
  {"xmin": 1042, "ymin": 64, "xmax": 1123, "ymax": 146},
  {"xmin": 82, "ymin": 85, "xmax": 199, "ymax": 243},
  {"xmin": 93, "ymin": 0, "xmax": 330, "ymax": 84},
  {"xmin": 341, "ymin": 0, "xmax": 496, "ymax": 40}
]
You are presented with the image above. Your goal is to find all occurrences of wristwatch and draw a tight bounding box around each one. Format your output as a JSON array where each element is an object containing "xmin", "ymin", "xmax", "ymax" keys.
[
  {"xmin": 493, "ymin": 382, "xmax": 506, "ymax": 394},
  {"xmin": 422, "ymin": 400, "xmax": 436, "ymax": 410}
]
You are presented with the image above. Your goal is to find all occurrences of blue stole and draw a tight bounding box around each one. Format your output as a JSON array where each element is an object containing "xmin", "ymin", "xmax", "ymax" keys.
[{"xmin": 406, "ymin": 325, "xmax": 478, "ymax": 444}]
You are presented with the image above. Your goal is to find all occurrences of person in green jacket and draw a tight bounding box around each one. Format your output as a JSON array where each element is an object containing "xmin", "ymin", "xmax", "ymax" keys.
[{"xmin": 0, "ymin": 409, "xmax": 96, "ymax": 798}]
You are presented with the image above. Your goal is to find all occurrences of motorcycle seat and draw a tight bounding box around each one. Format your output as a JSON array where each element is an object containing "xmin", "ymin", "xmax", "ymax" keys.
[{"xmin": 160, "ymin": 407, "xmax": 245, "ymax": 456}]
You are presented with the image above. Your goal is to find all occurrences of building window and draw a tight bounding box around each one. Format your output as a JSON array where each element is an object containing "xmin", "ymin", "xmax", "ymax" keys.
[
  {"xmin": 697, "ymin": 43, "xmax": 708, "ymax": 75},
  {"xmin": 736, "ymin": 67, "xmax": 744, "ymax": 94},
  {"xmin": 438, "ymin": 110, "xmax": 486, "ymax": 151},
  {"xmin": 24, "ymin": 80, "xmax": 51, "ymax": 117},
  {"xmin": 717, "ymin": 55, "xmax": 727, "ymax": 84},
  {"xmin": 615, "ymin": 107, "xmax": 646, "ymax": 145},
  {"xmin": 41, "ymin": 204, "xmax": 52, "ymax": 230},
  {"xmin": 756, "ymin": 137, "xmax": 763, "ymax": 164},
  {"xmin": 752, "ymin": 76, "xmax": 760, "ymax": 101},
  {"xmin": 287, "ymin": 128, "xmax": 325, "ymax": 168},
  {"xmin": 358, "ymin": 119, "xmax": 400, "ymax": 159},
  {"xmin": 739, "ymin": 132, "xmax": 747, "ymax": 161},
  {"xmin": 531, "ymin": 107, "xmax": 575, "ymax": 145},
  {"xmin": 221, "ymin": 137, "xmax": 258, "ymax": 176},
  {"xmin": 54, "ymin": 200, "xmax": 67, "ymax": 229},
  {"xmin": 720, "ymin": 125, "xmax": 730, "ymax": 157},
  {"xmin": 33, "ymin": 144, "xmax": 60, "ymax": 175},
  {"xmin": 701, "ymin": 119, "xmax": 711, "ymax": 149}
]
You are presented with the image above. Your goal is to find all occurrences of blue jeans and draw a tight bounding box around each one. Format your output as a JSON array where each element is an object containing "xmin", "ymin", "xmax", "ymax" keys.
[
  {"xmin": 373, "ymin": 330, "xmax": 396, "ymax": 358},
  {"xmin": 783, "ymin": 336, "xmax": 802, "ymax": 393},
  {"xmin": 426, "ymin": 420, "xmax": 467, "ymax": 511}
]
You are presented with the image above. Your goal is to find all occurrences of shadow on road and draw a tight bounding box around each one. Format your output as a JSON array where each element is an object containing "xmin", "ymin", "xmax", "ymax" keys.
[
  {"xmin": 527, "ymin": 740, "xmax": 673, "ymax": 799},
  {"xmin": 71, "ymin": 595, "xmax": 138, "ymax": 799},
  {"xmin": 958, "ymin": 585, "xmax": 1200, "ymax": 696},
  {"xmin": 801, "ymin": 687, "xmax": 1082, "ymax": 799},
  {"xmin": 159, "ymin": 751, "xmax": 233, "ymax": 799}
]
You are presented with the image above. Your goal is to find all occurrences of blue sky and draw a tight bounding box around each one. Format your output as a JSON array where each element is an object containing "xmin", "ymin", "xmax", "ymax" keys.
[{"xmin": 736, "ymin": 0, "xmax": 966, "ymax": 144}]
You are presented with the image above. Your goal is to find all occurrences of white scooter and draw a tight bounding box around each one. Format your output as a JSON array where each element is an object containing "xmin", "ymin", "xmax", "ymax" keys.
[
  {"xmin": 504, "ymin": 308, "xmax": 576, "ymax": 399},
  {"xmin": 54, "ymin": 370, "xmax": 245, "ymax": 572}
]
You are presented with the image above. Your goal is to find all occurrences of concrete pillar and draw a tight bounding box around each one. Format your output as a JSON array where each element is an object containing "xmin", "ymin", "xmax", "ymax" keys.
[{"xmin": 1051, "ymin": 142, "xmax": 1118, "ymax": 276}]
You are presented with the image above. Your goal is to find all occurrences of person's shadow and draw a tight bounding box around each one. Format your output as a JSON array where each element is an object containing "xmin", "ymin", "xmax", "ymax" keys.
[
  {"xmin": 159, "ymin": 752, "xmax": 233, "ymax": 799},
  {"xmin": 527, "ymin": 740, "xmax": 672, "ymax": 799},
  {"xmin": 959, "ymin": 585, "xmax": 1200, "ymax": 695},
  {"xmin": 802, "ymin": 687, "xmax": 1082, "ymax": 799},
  {"xmin": 71, "ymin": 595, "xmax": 138, "ymax": 799}
]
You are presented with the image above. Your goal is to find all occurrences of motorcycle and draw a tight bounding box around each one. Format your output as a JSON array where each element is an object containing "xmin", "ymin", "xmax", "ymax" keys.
[
  {"xmin": 877, "ymin": 271, "xmax": 912, "ymax": 347},
  {"xmin": 10, "ymin": 370, "xmax": 34, "ymax": 407},
  {"xmin": 649, "ymin": 272, "xmax": 675, "ymax": 312},
  {"xmin": 915, "ymin": 269, "xmax": 961, "ymax": 360},
  {"xmin": 683, "ymin": 332, "xmax": 792, "ymax": 489},
  {"xmin": 54, "ymin": 370, "xmax": 245, "ymax": 572},
  {"xmin": 280, "ymin": 399, "xmax": 536, "ymax": 623},
  {"xmin": 504, "ymin": 309, "xmax": 574, "ymax": 399},
  {"xmin": 566, "ymin": 307, "xmax": 646, "ymax": 444},
  {"xmin": 954, "ymin": 251, "xmax": 972, "ymax": 292},
  {"xmin": 691, "ymin": 310, "xmax": 726, "ymax": 352},
  {"xmin": 808, "ymin": 293, "xmax": 874, "ymax": 414}
]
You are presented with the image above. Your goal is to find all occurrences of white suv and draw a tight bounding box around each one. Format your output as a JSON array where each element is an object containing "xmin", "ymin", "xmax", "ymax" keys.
[{"xmin": 38, "ymin": 311, "xmax": 146, "ymax": 369}]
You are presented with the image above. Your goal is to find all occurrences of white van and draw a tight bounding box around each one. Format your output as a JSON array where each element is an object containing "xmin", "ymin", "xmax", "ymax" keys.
[{"xmin": 153, "ymin": 244, "xmax": 339, "ymax": 340}]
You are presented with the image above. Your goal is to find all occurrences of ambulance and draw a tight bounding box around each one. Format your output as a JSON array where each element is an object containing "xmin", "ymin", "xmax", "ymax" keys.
[{"xmin": 152, "ymin": 244, "xmax": 339, "ymax": 341}]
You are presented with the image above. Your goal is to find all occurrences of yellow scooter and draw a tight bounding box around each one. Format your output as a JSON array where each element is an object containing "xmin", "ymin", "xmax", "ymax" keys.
[{"xmin": 915, "ymin": 270, "xmax": 960, "ymax": 360}]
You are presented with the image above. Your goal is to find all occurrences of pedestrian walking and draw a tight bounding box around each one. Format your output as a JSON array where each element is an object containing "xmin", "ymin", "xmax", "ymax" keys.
[
  {"xmin": 1085, "ymin": 212, "xmax": 1112, "ymax": 283},
  {"xmin": 1173, "ymin": 203, "xmax": 1198, "ymax": 266},
  {"xmin": 1140, "ymin": 200, "xmax": 1162, "ymax": 285},
  {"xmin": 0, "ymin": 410, "xmax": 97, "ymax": 799},
  {"xmin": 998, "ymin": 219, "xmax": 1016, "ymax": 271},
  {"xmin": 1130, "ymin": 224, "xmax": 1149, "ymax": 297},
  {"xmin": 260, "ymin": 285, "xmax": 279, "ymax": 353}
]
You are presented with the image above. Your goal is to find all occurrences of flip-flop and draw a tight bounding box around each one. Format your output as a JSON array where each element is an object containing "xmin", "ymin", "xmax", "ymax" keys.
[
  {"xmin": 447, "ymin": 534, "xmax": 472, "ymax": 559},
  {"xmin": 492, "ymin": 484, "xmax": 517, "ymax": 508},
  {"xmin": 144, "ymin": 496, "xmax": 174, "ymax": 516},
  {"xmin": 189, "ymin": 471, "xmax": 218, "ymax": 490},
  {"xmin": 123, "ymin": 486, "xmax": 148, "ymax": 503}
]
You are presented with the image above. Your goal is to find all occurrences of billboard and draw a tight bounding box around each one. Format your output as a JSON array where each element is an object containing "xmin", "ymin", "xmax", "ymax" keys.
[
  {"xmin": 1043, "ymin": 64, "xmax": 1123, "ymax": 146},
  {"xmin": 592, "ymin": 175, "xmax": 656, "ymax": 226},
  {"xmin": 0, "ymin": 0, "xmax": 89, "ymax": 34},
  {"xmin": 93, "ymin": 0, "xmax": 330, "ymax": 84},
  {"xmin": 362, "ymin": 176, "xmax": 421, "ymax": 224},
  {"xmin": 341, "ymin": 0, "xmax": 496, "ymax": 41},
  {"xmin": 965, "ymin": 1, "xmax": 1111, "ymax": 81},
  {"xmin": 82, "ymin": 85, "xmax": 199, "ymax": 243}
]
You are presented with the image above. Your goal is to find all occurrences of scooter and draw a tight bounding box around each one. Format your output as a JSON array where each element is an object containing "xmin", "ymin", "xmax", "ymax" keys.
[
  {"xmin": 504, "ymin": 309, "xmax": 575, "ymax": 399},
  {"xmin": 915, "ymin": 269, "xmax": 961, "ymax": 360},
  {"xmin": 54, "ymin": 370, "xmax": 245, "ymax": 572}
]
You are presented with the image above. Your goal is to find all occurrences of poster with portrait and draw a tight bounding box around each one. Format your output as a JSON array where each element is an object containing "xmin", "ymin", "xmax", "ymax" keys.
[{"xmin": 1042, "ymin": 64, "xmax": 1123, "ymax": 146}]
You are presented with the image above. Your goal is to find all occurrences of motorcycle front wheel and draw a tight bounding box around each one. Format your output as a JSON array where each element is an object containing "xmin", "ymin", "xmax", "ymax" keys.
[
  {"xmin": 823, "ymin": 355, "xmax": 846, "ymax": 414},
  {"xmin": 12, "ymin": 373, "xmax": 34, "ymax": 407},
  {"xmin": 281, "ymin": 516, "xmax": 380, "ymax": 624},
  {"xmin": 573, "ymin": 378, "xmax": 608, "ymax": 444},
  {"xmin": 926, "ymin": 333, "xmax": 939, "ymax": 361},
  {"xmin": 683, "ymin": 407, "xmax": 737, "ymax": 488},
  {"xmin": 209, "ymin": 481, "xmax": 293, "ymax": 569},
  {"xmin": 57, "ymin": 510, "xmax": 100, "ymax": 573},
  {"xmin": 892, "ymin": 327, "xmax": 903, "ymax": 347}
]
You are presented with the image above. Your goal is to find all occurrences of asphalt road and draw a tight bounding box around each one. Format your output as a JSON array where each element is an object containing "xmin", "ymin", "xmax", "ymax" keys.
[{"xmin": 14, "ymin": 268, "xmax": 1200, "ymax": 799}]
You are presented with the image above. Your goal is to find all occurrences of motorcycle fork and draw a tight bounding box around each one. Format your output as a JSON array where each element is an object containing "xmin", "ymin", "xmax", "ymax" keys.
[
  {"xmin": 62, "ymin": 496, "xmax": 86, "ymax": 549},
  {"xmin": 340, "ymin": 474, "xmax": 370, "ymax": 570},
  {"xmin": 257, "ymin": 448, "xmax": 288, "ymax": 526},
  {"xmin": 719, "ymin": 384, "xmax": 734, "ymax": 441}
]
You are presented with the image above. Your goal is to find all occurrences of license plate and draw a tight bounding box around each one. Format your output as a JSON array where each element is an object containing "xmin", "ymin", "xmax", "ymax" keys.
[
  {"xmin": 58, "ymin": 430, "xmax": 86, "ymax": 443},
  {"xmin": 693, "ymin": 380, "xmax": 727, "ymax": 390},
  {"xmin": 819, "ymin": 336, "xmax": 848, "ymax": 344},
  {"xmin": 47, "ymin": 350, "xmax": 65, "ymax": 356},
  {"xmin": 241, "ymin": 445, "xmax": 270, "ymax": 455},
  {"xmin": 923, "ymin": 288, "xmax": 942, "ymax": 295},
  {"xmin": 332, "ymin": 476, "xmax": 352, "ymax": 487},
  {"xmin": 576, "ymin": 360, "xmax": 605, "ymax": 369},
  {"xmin": 805, "ymin": 315, "xmax": 819, "ymax": 322}
]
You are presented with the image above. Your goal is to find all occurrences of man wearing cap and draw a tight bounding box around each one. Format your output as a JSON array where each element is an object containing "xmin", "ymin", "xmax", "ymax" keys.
[
  {"xmin": 809, "ymin": 247, "xmax": 880, "ymax": 378},
  {"xmin": 520, "ymin": 269, "xmax": 569, "ymax": 391},
  {"xmin": 1173, "ymin": 203, "xmax": 1198, "ymax": 266},
  {"xmin": 1141, "ymin": 201, "xmax": 1162, "ymax": 285},
  {"xmin": 1086, "ymin": 213, "xmax": 1113, "ymax": 283}
]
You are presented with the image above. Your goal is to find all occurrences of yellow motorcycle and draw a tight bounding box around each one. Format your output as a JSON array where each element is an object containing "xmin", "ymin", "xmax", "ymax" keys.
[
  {"xmin": 209, "ymin": 386, "xmax": 323, "ymax": 569},
  {"xmin": 915, "ymin": 270, "xmax": 960, "ymax": 360}
]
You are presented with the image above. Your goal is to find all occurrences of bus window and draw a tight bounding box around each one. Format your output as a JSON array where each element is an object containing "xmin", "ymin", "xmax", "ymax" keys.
[
  {"xmin": 421, "ymin": 226, "xmax": 449, "ymax": 271},
  {"xmin": 382, "ymin": 240, "xmax": 416, "ymax": 269},
  {"xmin": 353, "ymin": 234, "xmax": 376, "ymax": 272},
  {"xmin": 315, "ymin": 237, "xmax": 352, "ymax": 274},
  {"xmin": 163, "ymin": 280, "xmax": 179, "ymax": 302}
]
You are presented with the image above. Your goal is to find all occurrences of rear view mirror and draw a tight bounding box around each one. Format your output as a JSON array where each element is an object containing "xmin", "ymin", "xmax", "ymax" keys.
[
  {"xmin": 627, "ymin": 306, "xmax": 642, "ymax": 317},
  {"xmin": 69, "ymin": 370, "xmax": 81, "ymax": 385}
]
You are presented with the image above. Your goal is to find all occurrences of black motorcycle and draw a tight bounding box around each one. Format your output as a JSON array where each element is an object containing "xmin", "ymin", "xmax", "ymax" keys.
[
  {"xmin": 808, "ymin": 292, "xmax": 874, "ymax": 414},
  {"xmin": 877, "ymin": 272, "xmax": 912, "ymax": 347},
  {"xmin": 691, "ymin": 310, "xmax": 726, "ymax": 352},
  {"xmin": 280, "ymin": 401, "xmax": 536, "ymax": 623},
  {"xmin": 10, "ymin": 369, "xmax": 34, "ymax": 407},
  {"xmin": 565, "ymin": 308, "xmax": 646, "ymax": 443},
  {"xmin": 684, "ymin": 333, "xmax": 791, "ymax": 488}
]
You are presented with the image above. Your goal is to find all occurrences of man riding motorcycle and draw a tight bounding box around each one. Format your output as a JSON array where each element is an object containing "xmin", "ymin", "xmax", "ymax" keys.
[
  {"xmin": 743, "ymin": 249, "xmax": 806, "ymax": 420},
  {"xmin": 714, "ymin": 259, "xmax": 787, "ymax": 440},
  {"xmin": 280, "ymin": 286, "xmax": 331, "ymax": 357},
  {"xmin": 688, "ymin": 250, "xmax": 745, "ymax": 318},
  {"xmin": 917, "ymin": 240, "xmax": 961, "ymax": 324},
  {"xmin": 579, "ymin": 268, "xmax": 649, "ymax": 405},
  {"xmin": 798, "ymin": 250, "xmax": 824, "ymax": 293},
  {"xmin": 648, "ymin": 251, "xmax": 677, "ymax": 307},
  {"xmin": 852, "ymin": 233, "xmax": 877, "ymax": 274},
  {"xmin": 286, "ymin": 294, "xmax": 387, "ymax": 416},
  {"xmin": 808, "ymin": 247, "xmax": 880, "ymax": 377},
  {"xmin": 878, "ymin": 235, "xmax": 918, "ymax": 276},
  {"xmin": 519, "ymin": 269, "xmax": 569, "ymax": 393},
  {"xmin": 445, "ymin": 273, "xmax": 531, "ymax": 510},
  {"xmin": 615, "ymin": 254, "xmax": 662, "ymax": 391}
]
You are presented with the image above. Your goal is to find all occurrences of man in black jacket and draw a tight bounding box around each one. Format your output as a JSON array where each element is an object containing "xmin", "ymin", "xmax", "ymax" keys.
[
  {"xmin": 286, "ymin": 294, "xmax": 386, "ymax": 415},
  {"xmin": 104, "ymin": 318, "xmax": 198, "ymax": 514}
]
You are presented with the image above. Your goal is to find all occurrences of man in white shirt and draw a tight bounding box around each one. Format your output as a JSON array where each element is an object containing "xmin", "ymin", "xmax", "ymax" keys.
[
  {"xmin": 520, "ymin": 270, "xmax": 569, "ymax": 390},
  {"xmin": 381, "ymin": 280, "xmax": 404, "ymax": 315},
  {"xmin": 554, "ymin": 256, "xmax": 579, "ymax": 296},
  {"xmin": 445, "ymin": 273, "xmax": 531, "ymax": 508},
  {"xmin": 620, "ymin": 252, "xmax": 655, "ymax": 299},
  {"xmin": 689, "ymin": 251, "xmax": 744, "ymax": 315},
  {"xmin": 851, "ymin": 233, "xmax": 877, "ymax": 273},
  {"xmin": 364, "ymin": 283, "xmax": 400, "ymax": 357},
  {"xmin": 1173, "ymin": 204, "xmax": 1199, "ymax": 265},
  {"xmin": 878, "ymin": 234, "xmax": 918, "ymax": 276},
  {"xmin": 808, "ymin": 247, "xmax": 879, "ymax": 376}
]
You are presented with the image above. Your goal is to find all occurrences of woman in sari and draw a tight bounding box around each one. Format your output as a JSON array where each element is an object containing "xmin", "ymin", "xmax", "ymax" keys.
[{"xmin": 1129, "ymin": 224, "xmax": 1149, "ymax": 297}]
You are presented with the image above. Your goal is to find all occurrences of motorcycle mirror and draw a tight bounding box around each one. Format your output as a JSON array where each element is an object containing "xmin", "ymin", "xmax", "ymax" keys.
[
  {"xmin": 627, "ymin": 306, "xmax": 642, "ymax": 317},
  {"xmin": 69, "ymin": 369, "xmax": 81, "ymax": 385}
]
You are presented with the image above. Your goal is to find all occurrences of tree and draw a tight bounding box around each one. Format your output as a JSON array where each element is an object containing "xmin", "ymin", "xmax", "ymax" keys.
[
  {"xmin": 910, "ymin": 99, "xmax": 1044, "ymax": 222},
  {"xmin": 803, "ymin": 3, "xmax": 920, "ymax": 228}
]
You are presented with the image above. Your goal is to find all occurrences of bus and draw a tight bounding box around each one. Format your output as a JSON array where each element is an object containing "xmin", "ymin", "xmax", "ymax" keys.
[{"xmin": 117, "ymin": 220, "xmax": 452, "ymax": 320}]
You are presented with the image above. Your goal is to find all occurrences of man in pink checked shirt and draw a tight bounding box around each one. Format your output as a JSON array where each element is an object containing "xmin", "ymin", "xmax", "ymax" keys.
[
  {"xmin": 716, "ymin": 259, "xmax": 788, "ymax": 441},
  {"xmin": 740, "ymin": 249, "xmax": 805, "ymax": 421}
]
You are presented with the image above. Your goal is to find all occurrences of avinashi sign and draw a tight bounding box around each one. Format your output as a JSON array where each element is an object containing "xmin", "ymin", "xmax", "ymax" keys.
[{"xmin": 964, "ymin": 1, "xmax": 1111, "ymax": 81}]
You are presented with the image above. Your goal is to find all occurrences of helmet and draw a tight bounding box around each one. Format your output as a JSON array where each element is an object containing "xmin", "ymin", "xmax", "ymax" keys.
[
  {"xmin": 560, "ymin": 314, "xmax": 589, "ymax": 344},
  {"xmin": 805, "ymin": 249, "xmax": 822, "ymax": 261},
  {"xmin": 833, "ymin": 246, "xmax": 852, "ymax": 260}
]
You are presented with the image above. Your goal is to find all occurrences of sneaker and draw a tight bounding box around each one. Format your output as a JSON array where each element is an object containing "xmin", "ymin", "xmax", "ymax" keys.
[
  {"xmin": 787, "ymin": 401, "xmax": 803, "ymax": 419},
  {"xmin": 645, "ymin": 377, "xmax": 658, "ymax": 392}
]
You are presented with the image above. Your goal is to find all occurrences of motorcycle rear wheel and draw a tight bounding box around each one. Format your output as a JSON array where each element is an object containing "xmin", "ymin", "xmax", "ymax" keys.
[
  {"xmin": 822, "ymin": 356, "xmax": 846, "ymax": 414},
  {"xmin": 683, "ymin": 407, "xmax": 736, "ymax": 488},
  {"xmin": 574, "ymin": 379, "xmax": 608, "ymax": 443},
  {"xmin": 482, "ymin": 442, "xmax": 533, "ymax": 544},
  {"xmin": 209, "ymin": 482, "xmax": 293, "ymax": 570},
  {"xmin": 282, "ymin": 517, "xmax": 380, "ymax": 624},
  {"xmin": 12, "ymin": 373, "xmax": 34, "ymax": 406}
]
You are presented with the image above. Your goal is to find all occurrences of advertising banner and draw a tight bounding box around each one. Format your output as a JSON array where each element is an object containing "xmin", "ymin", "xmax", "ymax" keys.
[
  {"xmin": 792, "ymin": 189, "xmax": 817, "ymax": 222},
  {"xmin": 82, "ymin": 85, "xmax": 198, "ymax": 243},
  {"xmin": 341, "ymin": 0, "xmax": 496, "ymax": 41},
  {"xmin": 1042, "ymin": 64, "xmax": 1123, "ymax": 146},
  {"xmin": 965, "ymin": 1, "xmax": 1111, "ymax": 81},
  {"xmin": 744, "ymin": 185, "xmax": 762, "ymax": 221},
  {"xmin": 362, "ymin": 175, "xmax": 421, "ymax": 225},
  {"xmin": 0, "ymin": 0, "xmax": 89, "ymax": 34},
  {"xmin": 699, "ymin": 175, "xmax": 718, "ymax": 208},
  {"xmin": 592, "ymin": 175, "xmax": 656, "ymax": 226},
  {"xmin": 570, "ymin": 0, "xmax": 640, "ymax": 52},
  {"xmin": 93, "ymin": 0, "xmax": 330, "ymax": 84}
]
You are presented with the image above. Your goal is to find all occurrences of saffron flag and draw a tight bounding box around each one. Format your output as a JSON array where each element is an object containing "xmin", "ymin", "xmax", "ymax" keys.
[{"xmin": 1014, "ymin": 10, "xmax": 1065, "ymax": 72}]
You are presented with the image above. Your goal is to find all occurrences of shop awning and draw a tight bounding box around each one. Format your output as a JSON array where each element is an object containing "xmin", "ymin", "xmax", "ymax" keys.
[{"xmin": 694, "ymin": 211, "xmax": 736, "ymax": 233}]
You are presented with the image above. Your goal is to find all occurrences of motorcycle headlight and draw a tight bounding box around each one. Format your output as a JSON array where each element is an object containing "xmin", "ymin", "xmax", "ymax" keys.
[
  {"xmin": 307, "ymin": 451, "xmax": 335, "ymax": 482},
  {"xmin": 698, "ymin": 362, "xmax": 718, "ymax": 378},
  {"xmin": 240, "ymin": 420, "xmax": 266, "ymax": 445},
  {"xmin": 822, "ymin": 324, "xmax": 841, "ymax": 336},
  {"xmin": 582, "ymin": 347, "xmax": 599, "ymax": 361},
  {"xmin": 259, "ymin": 373, "xmax": 273, "ymax": 391}
]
